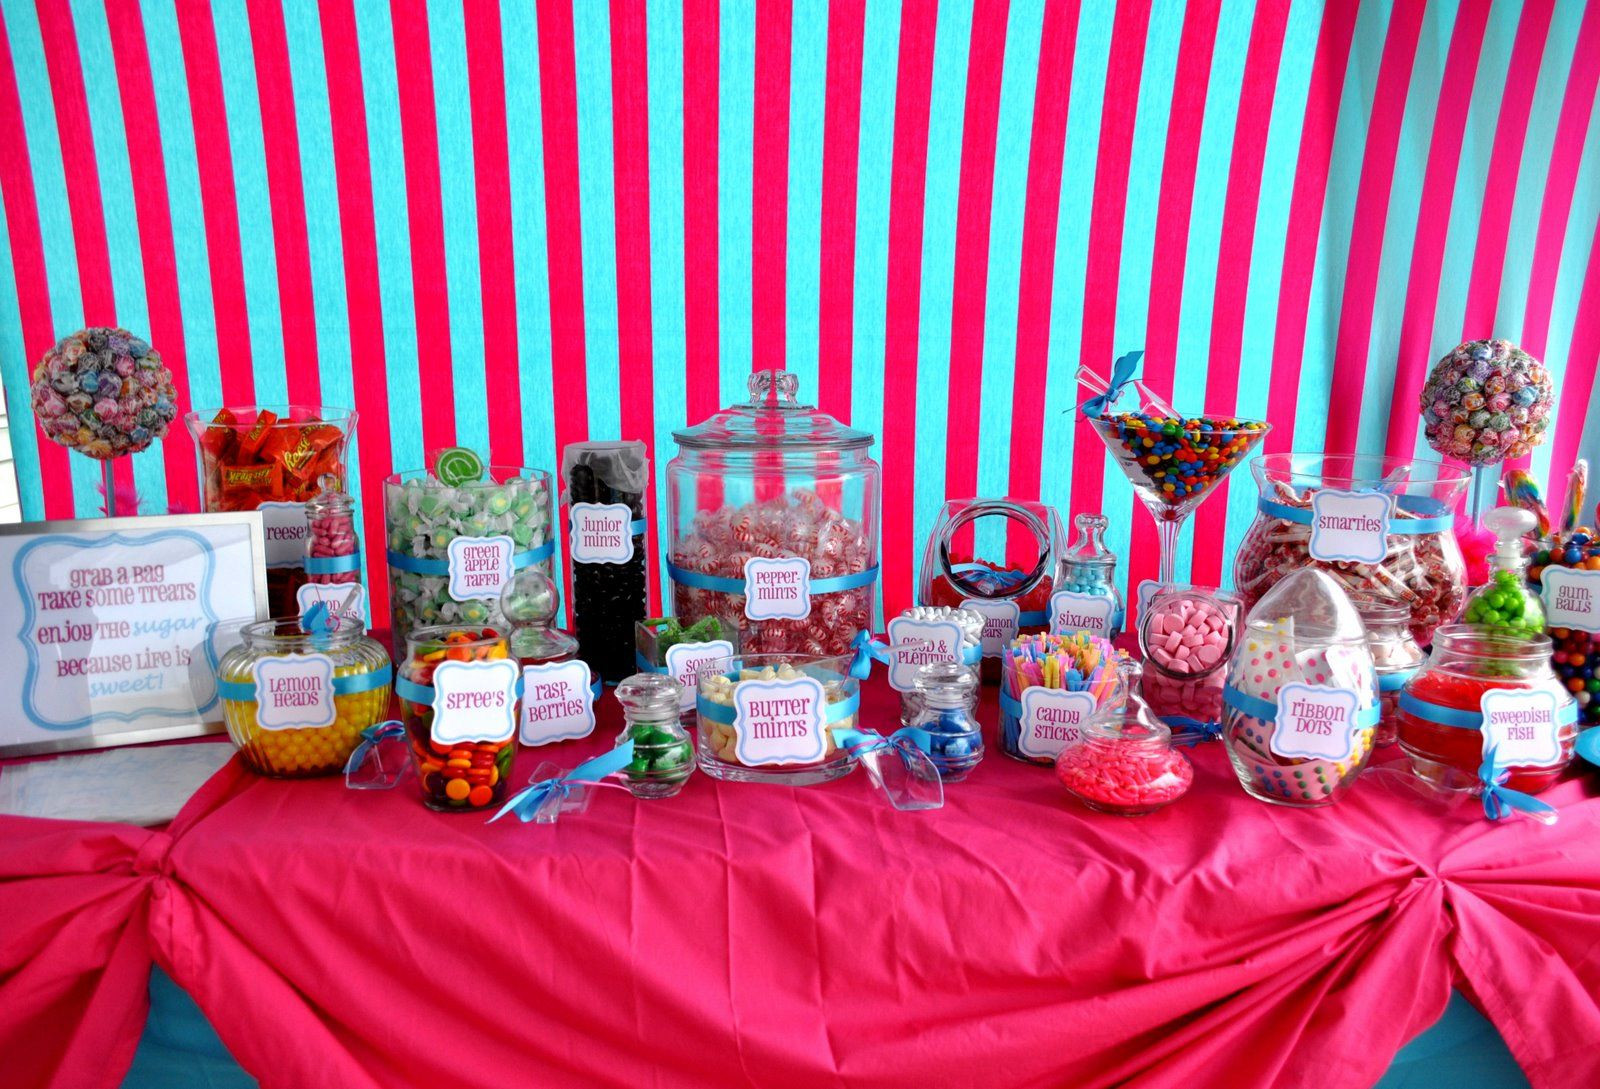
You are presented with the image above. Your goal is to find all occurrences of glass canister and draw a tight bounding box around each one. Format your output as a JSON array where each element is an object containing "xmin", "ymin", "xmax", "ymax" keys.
[
  {"xmin": 695, "ymin": 653, "xmax": 860, "ymax": 785},
  {"xmin": 217, "ymin": 617, "xmax": 391, "ymax": 777},
  {"xmin": 1233, "ymin": 454, "xmax": 1469, "ymax": 645},
  {"xmin": 1461, "ymin": 507, "xmax": 1545, "ymax": 636},
  {"xmin": 1221, "ymin": 569, "xmax": 1380, "ymax": 806},
  {"xmin": 1138, "ymin": 586, "xmax": 1241, "ymax": 741},
  {"xmin": 919, "ymin": 498, "xmax": 1066, "ymax": 676},
  {"xmin": 905, "ymin": 660, "xmax": 983, "ymax": 781},
  {"xmin": 1054, "ymin": 686, "xmax": 1193, "ymax": 815},
  {"xmin": 888, "ymin": 605, "xmax": 983, "ymax": 725},
  {"xmin": 1397, "ymin": 626, "xmax": 1577, "ymax": 795},
  {"xmin": 396, "ymin": 627, "xmax": 520, "ymax": 812},
  {"xmin": 1529, "ymin": 526, "xmax": 1600, "ymax": 730},
  {"xmin": 563, "ymin": 440, "xmax": 650, "ymax": 683},
  {"xmin": 666, "ymin": 370, "xmax": 879, "ymax": 657},
  {"xmin": 186, "ymin": 406, "xmax": 357, "ymax": 616},
  {"xmin": 1050, "ymin": 513, "xmax": 1124, "ymax": 640},
  {"xmin": 502, "ymin": 569, "xmax": 578, "ymax": 666},
  {"xmin": 1349, "ymin": 592, "xmax": 1424, "ymax": 747},
  {"xmin": 634, "ymin": 616, "xmax": 739, "ymax": 721},
  {"xmin": 615, "ymin": 673, "xmax": 695, "ymax": 798},
  {"xmin": 384, "ymin": 463, "xmax": 555, "ymax": 659}
]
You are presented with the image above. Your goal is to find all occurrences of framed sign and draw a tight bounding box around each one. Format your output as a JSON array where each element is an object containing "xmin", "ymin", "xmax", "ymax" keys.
[{"xmin": 0, "ymin": 513, "xmax": 269, "ymax": 757}]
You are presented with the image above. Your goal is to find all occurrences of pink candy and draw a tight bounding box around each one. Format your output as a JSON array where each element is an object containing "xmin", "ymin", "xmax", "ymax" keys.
[
  {"xmin": 1140, "ymin": 592, "xmax": 1237, "ymax": 726},
  {"xmin": 1055, "ymin": 737, "xmax": 1193, "ymax": 815}
]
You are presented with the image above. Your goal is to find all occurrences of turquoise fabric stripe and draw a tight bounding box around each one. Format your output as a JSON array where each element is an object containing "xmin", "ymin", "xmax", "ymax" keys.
[
  {"xmin": 572, "ymin": 0, "xmax": 622, "ymax": 441},
  {"xmin": 0, "ymin": 198, "xmax": 43, "ymax": 517}
]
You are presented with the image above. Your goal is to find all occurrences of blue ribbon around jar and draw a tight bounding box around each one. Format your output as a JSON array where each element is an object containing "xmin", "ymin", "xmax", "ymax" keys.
[
  {"xmin": 217, "ymin": 665, "xmax": 393, "ymax": 702},
  {"xmin": 1255, "ymin": 494, "xmax": 1455, "ymax": 534},
  {"xmin": 385, "ymin": 539, "xmax": 556, "ymax": 576},
  {"xmin": 664, "ymin": 561, "xmax": 880, "ymax": 596},
  {"xmin": 394, "ymin": 672, "xmax": 602, "ymax": 706},
  {"xmin": 1396, "ymin": 690, "xmax": 1574, "ymax": 822}
]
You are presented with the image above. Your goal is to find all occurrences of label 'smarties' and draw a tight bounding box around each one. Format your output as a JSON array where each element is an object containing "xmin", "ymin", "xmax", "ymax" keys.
[
  {"xmin": 1270, "ymin": 682, "xmax": 1362, "ymax": 763},
  {"xmin": 447, "ymin": 535, "xmax": 515, "ymax": 602},
  {"xmin": 885, "ymin": 617, "xmax": 964, "ymax": 692},
  {"xmin": 1307, "ymin": 489, "xmax": 1394, "ymax": 565},
  {"xmin": 430, "ymin": 658, "xmax": 520, "ymax": 746},
  {"xmin": 259, "ymin": 500, "xmax": 311, "ymax": 568},
  {"xmin": 732, "ymin": 676, "xmax": 826, "ymax": 766},
  {"xmin": 743, "ymin": 556, "xmax": 812, "ymax": 622},
  {"xmin": 664, "ymin": 639, "xmax": 734, "ymax": 712},
  {"xmin": 520, "ymin": 659, "xmax": 596, "ymax": 745},
  {"xmin": 1017, "ymin": 688, "xmax": 1097, "ymax": 760},
  {"xmin": 962, "ymin": 598, "xmax": 1021, "ymax": 658},
  {"xmin": 1479, "ymin": 688, "xmax": 1565, "ymax": 768},
  {"xmin": 251, "ymin": 652, "xmax": 336, "ymax": 731},
  {"xmin": 568, "ymin": 503, "xmax": 636, "ymax": 565},
  {"xmin": 1049, "ymin": 591, "xmax": 1116, "ymax": 638},
  {"xmin": 1540, "ymin": 567, "xmax": 1600, "ymax": 634}
]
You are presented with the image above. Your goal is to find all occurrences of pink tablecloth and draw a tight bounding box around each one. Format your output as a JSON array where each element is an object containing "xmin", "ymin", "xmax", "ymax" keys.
[{"xmin": 4, "ymin": 680, "xmax": 1599, "ymax": 1089}]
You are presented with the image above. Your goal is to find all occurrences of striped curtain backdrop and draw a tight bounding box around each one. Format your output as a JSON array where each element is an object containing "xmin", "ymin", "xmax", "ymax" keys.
[{"xmin": 1, "ymin": 0, "xmax": 1598, "ymax": 630}]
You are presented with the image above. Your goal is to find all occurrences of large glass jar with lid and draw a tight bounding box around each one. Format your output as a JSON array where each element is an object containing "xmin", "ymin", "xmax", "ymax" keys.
[{"xmin": 667, "ymin": 370, "xmax": 880, "ymax": 656}]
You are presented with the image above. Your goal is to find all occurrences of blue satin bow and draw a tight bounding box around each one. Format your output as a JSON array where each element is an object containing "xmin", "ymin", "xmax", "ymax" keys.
[
  {"xmin": 488, "ymin": 741, "xmax": 636, "ymax": 824},
  {"xmin": 1478, "ymin": 744, "xmax": 1559, "ymax": 824},
  {"xmin": 1080, "ymin": 349, "xmax": 1146, "ymax": 418},
  {"xmin": 849, "ymin": 630, "xmax": 895, "ymax": 679},
  {"xmin": 832, "ymin": 725, "xmax": 936, "ymax": 759},
  {"xmin": 342, "ymin": 720, "xmax": 405, "ymax": 776}
]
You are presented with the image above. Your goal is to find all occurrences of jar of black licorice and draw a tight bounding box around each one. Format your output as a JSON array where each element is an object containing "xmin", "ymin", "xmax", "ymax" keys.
[{"xmin": 562, "ymin": 441, "xmax": 650, "ymax": 684}]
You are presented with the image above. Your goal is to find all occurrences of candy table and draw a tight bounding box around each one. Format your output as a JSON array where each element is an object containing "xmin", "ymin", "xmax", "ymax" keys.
[{"xmin": 3, "ymin": 679, "xmax": 1599, "ymax": 1089}]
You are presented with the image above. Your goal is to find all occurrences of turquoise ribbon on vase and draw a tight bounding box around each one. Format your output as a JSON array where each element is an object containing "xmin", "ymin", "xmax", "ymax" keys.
[
  {"xmin": 1223, "ymin": 684, "xmax": 1382, "ymax": 728},
  {"xmin": 1079, "ymin": 349, "xmax": 1145, "ymax": 418},
  {"xmin": 831, "ymin": 725, "xmax": 937, "ymax": 759},
  {"xmin": 998, "ymin": 690, "xmax": 1023, "ymax": 723},
  {"xmin": 1378, "ymin": 669, "xmax": 1417, "ymax": 692},
  {"xmin": 849, "ymin": 631, "xmax": 896, "ymax": 679},
  {"xmin": 394, "ymin": 672, "xmax": 539, "ymax": 707},
  {"xmin": 304, "ymin": 553, "xmax": 363, "ymax": 575},
  {"xmin": 1479, "ymin": 743, "xmax": 1559, "ymax": 824},
  {"xmin": 385, "ymin": 539, "xmax": 555, "ymax": 576},
  {"xmin": 1255, "ymin": 494, "xmax": 1455, "ymax": 534},
  {"xmin": 488, "ymin": 741, "xmax": 637, "ymax": 824},
  {"xmin": 695, "ymin": 688, "xmax": 861, "ymax": 727},
  {"xmin": 1159, "ymin": 713, "xmax": 1223, "ymax": 744},
  {"xmin": 665, "ymin": 561, "xmax": 880, "ymax": 596},
  {"xmin": 342, "ymin": 720, "xmax": 405, "ymax": 776},
  {"xmin": 217, "ymin": 663, "xmax": 393, "ymax": 702},
  {"xmin": 1395, "ymin": 691, "xmax": 1578, "ymax": 730}
]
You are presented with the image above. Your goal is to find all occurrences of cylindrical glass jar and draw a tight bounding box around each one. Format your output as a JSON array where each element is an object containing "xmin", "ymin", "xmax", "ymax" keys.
[
  {"xmin": 1349, "ymin": 592, "xmax": 1424, "ymax": 747},
  {"xmin": 695, "ymin": 653, "xmax": 859, "ymax": 785},
  {"xmin": 615, "ymin": 673, "xmax": 695, "ymax": 798},
  {"xmin": 564, "ymin": 441, "xmax": 650, "ymax": 683},
  {"xmin": 304, "ymin": 478, "xmax": 360, "ymax": 587},
  {"xmin": 906, "ymin": 661, "xmax": 982, "ymax": 781},
  {"xmin": 667, "ymin": 371, "xmax": 880, "ymax": 657},
  {"xmin": 396, "ymin": 627, "xmax": 520, "ymax": 812},
  {"xmin": 384, "ymin": 466, "xmax": 554, "ymax": 659},
  {"xmin": 998, "ymin": 632, "xmax": 1125, "ymax": 765},
  {"xmin": 1528, "ymin": 528, "xmax": 1600, "ymax": 730},
  {"xmin": 218, "ymin": 617, "xmax": 391, "ymax": 777},
  {"xmin": 1222, "ymin": 570, "xmax": 1380, "ymax": 807},
  {"xmin": 1232, "ymin": 454, "xmax": 1469, "ymax": 645},
  {"xmin": 186, "ymin": 406, "xmax": 357, "ymax": 616},
  {"xmin": 1138, "ymin": 587, "xmax": 1240, "ymax": 740},
  {"xmin": 1054, "ymin": 697, "xmax": 1193, "ymax": 815},
  {"xmin": 1397, "ymin": 626, "xmax": 1576, "ymax": 794}
]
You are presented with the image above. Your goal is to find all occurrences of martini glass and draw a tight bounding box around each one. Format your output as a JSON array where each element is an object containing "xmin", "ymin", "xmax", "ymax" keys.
[{"xmin": 1086, "ymin": 413, "xmax": 1271, "ymax": 585}]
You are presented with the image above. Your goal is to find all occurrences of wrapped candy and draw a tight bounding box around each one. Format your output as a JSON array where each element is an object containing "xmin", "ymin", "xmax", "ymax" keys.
[
  {"xmin": 1420, "ymin": 339, "xmax": 1554, "ymax": 465},
  {"xmin": 31, "ymin": 327, "xmax": 178, "ymax": 460}
]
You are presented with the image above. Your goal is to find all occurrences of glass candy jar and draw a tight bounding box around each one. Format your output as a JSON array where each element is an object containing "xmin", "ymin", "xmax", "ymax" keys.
[
  {"xmin": 1051, "ymin": 513, "xmax": 1124, "ymax": 640},
  {"xmin": 218, "ymin": 617, "xmax": 391, "ymax": 777},
  {"xmin": 1349, "ymin": 593, "xmax": 1424, "ymax": 747},
  {"xmin": 1397, "ymin": 626, "xmax": 1576, "ymax": 795},
  {"xmin": 1529, "ymin": 527, "xmax": 1600, "ymax": 730},
  {"xmin": 1055, "ymin": 689, "xmax": 1193, "ymax": 815},
  {"xmin": 1221, "ymin": 570, "xmax": 1380, "ymax": 807},
  {"xmin": 615, "ymin": 673, "xmax": 695, "ymax": 798},
  {"xmin": 667, "ymin": 371, "xmax": 879, "ymax": 657},
  {"xmin": 890, "ymin": 605, "xmax": 983, "ymax": 725},
  {"xmin": 1138, "ymin": 587, "xmax": 1240, "ymax": 740},
  {"xmin": 396, "ymin": 627, "xmax": 520, "ymax": 812},
  {"xmin": 695, "ymin": 653, "xmax": 860, "ymax": 785},
  {"xmin": 1233, "ymin": 454, "xmax": 1469, "ymax": 645},
  {"xmin": 303, "ymin": 476, "xmax": 361, "ymax": 592},
  {"xmin": 501, "ymin": 569, "xmax": 578, "ymax": 666},
  {"xmin": 905, "ymin": 661, "xmax": 983, "ymax": 781}
]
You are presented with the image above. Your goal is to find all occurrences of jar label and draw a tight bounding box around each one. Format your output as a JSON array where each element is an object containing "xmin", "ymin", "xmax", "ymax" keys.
[
  {"xmin": 1270, "ymin": 683, "xmax": 1363, "ymax": 762},
  {"xmin": 520, "ymin": 660, "xmax": 596, "ymax": 746},
  {"xmin": 886, "ymin": 617, "xmax": 965, "ymax": 692},
  {"xmin": 430, "ymin": 658, "xmax": 520, "ymax": 745},
  {"xmin": 733, "ymin": 676, "xmax": 827, "ymax": 766},
  {"xmin": 251, "ymin": 653, "xmax": 337, "ymax": 730},
  {"xmin": 665, "ymin": 639, "xmax": 734, "ymax": 712},
  {"xmin": 447, "ymin": 535, "xmax": 515, "ymax": 601},
  {"xmin": 1479, "ymin": 688, "xmax": 1565, "ymax": 768},
  {"xmin": 1307, "ymin": 490, "xmax": 1394, "ymax": 565},
  {"xmin": 1017, "ymin": 688, "xmax": 1097, "ymax": 760},
  {"xmin": 961, "ymin": 598, "xmax": 1020, "ymax": 657},
  {"xmin": 1540, "ymin": 568, "xmax": 1600, "ymax": 634},
  {"xmin": 295, "ymin": 583, "xmax": 366, "ymax": 629},
  {"xmin": 743, "ymin": 557, "xmax": 812, "ymax": 621},
  {"xmin": 569, "ymin": 503, "xmax": 636, "ymax": 565},
  {"xmin": 1049, "ymin": 591, "xmax": 1116, "ymax": 638},
  {"xmin": 259, "ymin": 500, "xmax": 311, "ymax": 568}
]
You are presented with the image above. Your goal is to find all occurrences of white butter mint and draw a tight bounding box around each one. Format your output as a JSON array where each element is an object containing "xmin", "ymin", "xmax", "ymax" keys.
[
  {"xmin": 733, "ymin": 676, "xmax": 826, "ymax": 766},
  {"xmin": 1018, "ymin": 688, "xmax": 1096, "ymax": 760},
  {"xmin": 1540, "ymin": 568, "xmax": 1600, "ymax": 634},
  {"xmin": 885, "ymin": 617, "xmax": 964, "ymax": 692},
  {"xmin": 1270, "ymin": 683, "xmax": 1362, "ymax": 762},
  {"xmin": 1049, "ymin": 591, "xmax": 1115, "ymax": 638},
  {"xmin": 1307, "ymin": 490, "xmax": 1393, "ymax": 565},
  {"xmin": 1479, "ymin": 688, "xmax": 1565, "ymax": 768},
  {"xmin": 962, "ymin": 598, "xmax": 1020, "ymax": 658},
  {"xmin": 569, "ymin": 503, "xmax": 635, "ymax": 565},
  {"xmin": 251, "ymin": 653, "xmax": 336, "ymax": 730},
  {"xmin": 448, "ymin": 535, "xmax": 515, "ymax": 601},
  {"xmin": 743, "ymin": 556, "xmax": 811, "ymax": 621},
  {"xmin": 430, "ymin": 658, "xmax": 520, "ymax": 745},
  {"xmin": 664, "ymin": 639, "xmax": 734, "ymax": 712},
  {"xmin": 520, "ymin": 660, "xmax": 596, "ymax": 745}
]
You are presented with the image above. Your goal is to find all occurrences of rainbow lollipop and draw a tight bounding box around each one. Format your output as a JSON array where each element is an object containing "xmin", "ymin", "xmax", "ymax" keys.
[
  {"xmin": 1501, "ymin": 469, "xmax": 1550, "ymax": 538},
  {"xmin": 1561, "ymin": 459, "xmax": 1588, "ymax": 536}
]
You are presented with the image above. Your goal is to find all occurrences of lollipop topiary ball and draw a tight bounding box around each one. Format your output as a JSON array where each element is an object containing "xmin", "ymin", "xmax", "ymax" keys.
[
  {"xmin": 30, "ymin": 327, "xmax": 178, "ymax": 459},
  {"xmin": 1419, "ymin": 338, "xmax": 1553, "ymax": 466}
]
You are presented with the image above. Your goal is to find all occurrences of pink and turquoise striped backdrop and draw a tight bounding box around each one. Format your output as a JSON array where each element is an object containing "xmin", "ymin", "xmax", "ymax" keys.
[{"xmin": 2, "ymin": 0, "xmax": 1599, "ymax": 630}]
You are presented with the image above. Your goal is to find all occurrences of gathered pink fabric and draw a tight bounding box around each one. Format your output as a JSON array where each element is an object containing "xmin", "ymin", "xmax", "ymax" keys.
[{"xmin": 3, "ymin": 680, "xmax": 1598, "ymax": 1089}]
